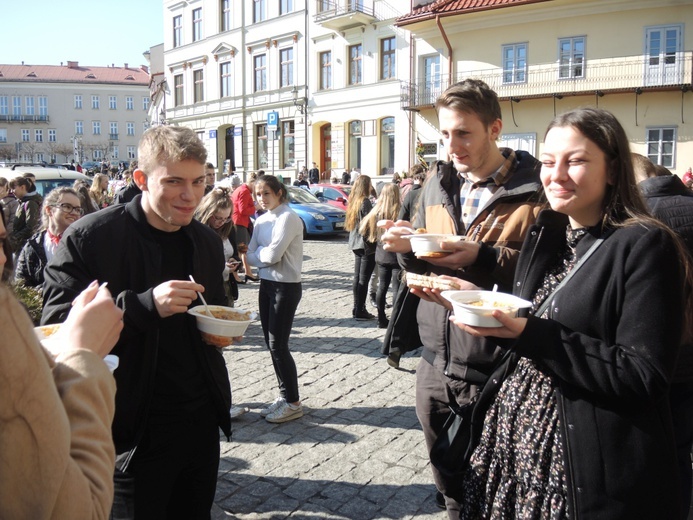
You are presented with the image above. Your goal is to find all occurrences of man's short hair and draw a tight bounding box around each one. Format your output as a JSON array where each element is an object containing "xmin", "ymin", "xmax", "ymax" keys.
[
  {"xmin": 435, "ymin": 78, "xmax": 502, "ymax": 127},
  {"xmin": 631, "ymin": 153, "xmax": 657, "ymax": 182},
  {"xmin": 206, "ymin": 162, "xmax": 215, "ymax": 170},
  {"xmin": 137, "ymin": 126, "xmax": 208, "ymax": 174}
]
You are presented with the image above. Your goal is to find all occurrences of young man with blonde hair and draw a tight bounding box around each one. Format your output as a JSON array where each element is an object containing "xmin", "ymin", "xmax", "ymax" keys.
[{"xmin": 43, "ymin": 125, "xmax": 232, "ymax": 519}]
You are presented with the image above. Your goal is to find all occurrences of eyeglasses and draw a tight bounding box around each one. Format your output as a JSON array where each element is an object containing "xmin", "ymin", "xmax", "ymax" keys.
[
  {"xmin": 52, "ymin": 203, "xmax": 84, "ymax": 216},
  {"xmin": 210, "ymin": 214, "xmax": 232, "ymax": 224}
]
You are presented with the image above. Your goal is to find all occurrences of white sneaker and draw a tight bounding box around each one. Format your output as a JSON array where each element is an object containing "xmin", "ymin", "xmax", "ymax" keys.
[
  {"xmin": 230, "ymin": 406, "xmax": 249, "ymax": 419},
  {"xmin": 260, "ymin": 397, "xmax": 286, "ymax": 418},
  {"xmin": 265, "ymin": 401, "xmax": 303, "ymax": 423}
]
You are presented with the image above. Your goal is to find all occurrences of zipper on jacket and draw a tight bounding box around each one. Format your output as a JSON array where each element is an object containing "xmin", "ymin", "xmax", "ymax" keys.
[{"xmin": 517, "ymin": 227, "xmax": 543, "ymax": 299}]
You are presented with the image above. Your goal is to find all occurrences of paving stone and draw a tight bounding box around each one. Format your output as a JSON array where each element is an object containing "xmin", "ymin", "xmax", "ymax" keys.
[{"xmin": 213, "ymin": 236, "xmax": 446, "ymax": 520}]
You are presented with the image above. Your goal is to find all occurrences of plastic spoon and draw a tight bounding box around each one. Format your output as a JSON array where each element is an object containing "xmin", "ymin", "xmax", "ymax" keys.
[{"xmin": 188, "ymin": 275, "xmax": 213, "ymax": 317}]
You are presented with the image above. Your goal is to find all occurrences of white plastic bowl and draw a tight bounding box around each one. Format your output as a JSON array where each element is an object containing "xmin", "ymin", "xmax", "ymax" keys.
[
  {"xmin": 441, "ymin": 290, "xmax": 532, "ymax": 327},
  {"xmin": 187, "ymin": 305, "xmax": 253, "ymax": 347},
  {"xmin": 407, "ymin": 233, "xmax": 458, "ymax": 257}
]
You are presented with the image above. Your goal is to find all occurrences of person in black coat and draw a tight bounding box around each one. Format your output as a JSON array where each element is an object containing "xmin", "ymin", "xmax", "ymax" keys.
[
  {"xmin": 42, "ymin": 126, "xmax": 233, "ymax": 519},
  {"xmin": 442, "ymin": 108, "xmax": 691, "ymax": 518},
  {"xmin": 633, "ymin": 153, "xmax": 693, "ymax": 519}
]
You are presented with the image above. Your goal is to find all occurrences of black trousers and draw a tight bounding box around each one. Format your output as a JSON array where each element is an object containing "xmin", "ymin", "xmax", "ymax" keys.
[
  {"xmin": 110, "ymin": 404, "xmax": 220, "ymax": 520},
  {"xmin": 416, "ymin": 358, "xmax": 465, "ymax": 520},
  {"xmin": 352, "ymin": 249, "xmax": 375, "ymax": 312},
  {"xmin": 259, "ymin": 279, "xmax": 302, "ymax": 403},
  {"xmin": 376, "ymin": 262, "xmax": 401, "ymax": 320}
]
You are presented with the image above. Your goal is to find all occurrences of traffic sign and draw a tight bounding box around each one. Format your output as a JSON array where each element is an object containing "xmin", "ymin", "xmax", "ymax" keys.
[
  {"xmin": 209, "ymin": 130, "xmax": 217, "ymax": 138},
  {"xmin": 267, "ymin": 111, "xmax": 279, "ymax": 131}
]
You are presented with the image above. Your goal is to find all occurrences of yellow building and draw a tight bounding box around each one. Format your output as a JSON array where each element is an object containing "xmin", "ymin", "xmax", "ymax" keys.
[{"xmin": 397, "ymin": 0, "xmax": 693, "ymax": 175}]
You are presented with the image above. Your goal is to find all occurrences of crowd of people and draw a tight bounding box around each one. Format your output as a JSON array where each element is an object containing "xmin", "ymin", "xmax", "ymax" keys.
[{"xmin": 1, "ymin": 76, "xmax": 693, "ymax": 519}]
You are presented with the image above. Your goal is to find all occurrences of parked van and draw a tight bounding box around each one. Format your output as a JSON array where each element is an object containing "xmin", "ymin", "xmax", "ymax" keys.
[{"xmin": 0, "ymin": 166, "xmax": 91, "ymax": 197}]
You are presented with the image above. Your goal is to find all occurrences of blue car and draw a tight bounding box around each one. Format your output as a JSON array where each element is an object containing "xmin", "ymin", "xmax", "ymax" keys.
[{"xmin": 286, "ymin": 186, "xmax": 346, "ymax": 238}]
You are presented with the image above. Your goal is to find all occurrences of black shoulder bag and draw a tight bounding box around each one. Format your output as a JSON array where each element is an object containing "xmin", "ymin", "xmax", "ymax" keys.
[{"xmin": 429, "ymin": 234, "xmax": 608, "ymax": 502}]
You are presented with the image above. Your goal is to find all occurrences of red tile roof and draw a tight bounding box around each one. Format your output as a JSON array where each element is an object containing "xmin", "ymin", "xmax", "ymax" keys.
[
  {"xmin": 396, "ymin": 0, "xmax": 555, "ymax": 26},
  {"xmin": 0, "ymin": 62, "xmax": 150, "ymax": 86}
]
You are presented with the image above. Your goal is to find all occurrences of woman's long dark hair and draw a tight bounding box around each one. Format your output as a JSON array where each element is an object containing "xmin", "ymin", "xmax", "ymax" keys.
[{"xmin": 0, "ymin": 208, "xmax": 13, "ymax": 282}]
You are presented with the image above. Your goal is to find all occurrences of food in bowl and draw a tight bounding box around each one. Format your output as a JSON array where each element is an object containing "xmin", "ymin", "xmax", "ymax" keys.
[
  {"xmin": 187, "ymin": 305, "xmax": 253, "ymax": 347},
  {"xmin": 406, "ymin": 233, "xmax": 459, "ymax": 257},
  {"xmin": 441, "ymin": 290, "xmax": 532, "ymax": 327},
  {"xmin": 34, "ymin": 324, "xmax": 61, "ymax": 340}
]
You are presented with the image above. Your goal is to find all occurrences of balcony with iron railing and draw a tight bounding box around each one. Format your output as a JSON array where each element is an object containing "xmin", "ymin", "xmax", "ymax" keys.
[
  {"xmin": 401, "ymin": 52, "xmax": 693, "ymax": 110},
  {"xmin": 314, "ymin": 0, "xmax": 378, "ymax": 31},
  {"xmin": 0, "ymin": 114, "xmax": 50, "ymax": 123},
  {"xmin": 109, "ymin": 133, "xmax": 119, "ymax": 141}
]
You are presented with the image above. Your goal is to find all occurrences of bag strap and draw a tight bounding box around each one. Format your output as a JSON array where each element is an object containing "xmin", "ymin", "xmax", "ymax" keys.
[{"xmin": 534, "ymin": 232, "xmax": 610, "ymax": 317}]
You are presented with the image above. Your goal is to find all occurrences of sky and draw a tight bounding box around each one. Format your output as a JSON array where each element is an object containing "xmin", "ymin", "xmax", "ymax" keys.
[{"xmin": 1, "ymin": 0, "xmax": 164, "ymax": 68}]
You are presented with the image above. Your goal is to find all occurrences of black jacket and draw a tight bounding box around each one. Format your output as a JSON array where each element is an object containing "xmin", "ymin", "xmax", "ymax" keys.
[
  {"xmin": 11, "ymin": 192, "xmax": 42, "ymax": 252},
  {"xmin": 639, "ymin": 174, "xmax": 693, "ymax": 383},
  {"xmin": 510, "ymin": 210, "xmax": 682, "ymax": 519},
  {"xmin": 42, "ymin": 196, "xmax": 232, "ymax": 453},
  {"xmin": 15, "ymin": 230, "xmax": 47, "ymax": 287},
  {"xmin": 113, "ymin": 182, "xmax": 142, "ymax": 205}
]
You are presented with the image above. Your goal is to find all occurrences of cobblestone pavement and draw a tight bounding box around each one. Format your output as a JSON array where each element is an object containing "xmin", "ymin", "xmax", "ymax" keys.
[{"xmin": 213, "ymin": 234, "xmax": 446, "ymax": 520}]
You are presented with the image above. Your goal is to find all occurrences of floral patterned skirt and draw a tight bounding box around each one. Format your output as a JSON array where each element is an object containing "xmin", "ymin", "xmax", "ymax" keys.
[{"xmin": 459, "ymin": 357, "xmax": 569, "ymax": 519}]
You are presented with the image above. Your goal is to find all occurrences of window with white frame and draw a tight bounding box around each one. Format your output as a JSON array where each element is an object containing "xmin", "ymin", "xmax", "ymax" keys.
[
  {"xmin": 281, "ymin": 120, "xmax": 295, "ymax": 168},
  {"xmin": 254, "ymin": 0, "xmax": 266, "ymax": 23},
  {"xmin": 193, "ymin": 69, "xmax": 204, "ymax": 103},
  {"xmin": 645, "ymin": 25, "xmax": 683, "ymax": 86},
  {"xmin": 12, "ymin": 96, "xmax": 21, "ymax": 116},
  {"xmin": 75, "ymin": 121, "xmax": 83, "ymax": 135},
  {"xmin": 280, "ymin": 0, "xmax": 293, "ymax": 15},
  {"xmin": 173, "ymin": 15, "xmax": 182, "ymax": 48},
  {"xmin": 94, "ymin": 149, "xmax": 103, "ymax": 160},
  {"xmin": 254, "ymin": 54, "xmax": 267, "ymax": 92},
  {"xmin": 348, "ymin": 44, "xmax": 362, "ymax": 86},
  {"xmin": 174, "ymin": 74, "xmax": 184, "ymax": 106},
  {"xmin": 0, "ymin": 96, "xmax": 7, "ymax": 115},
  {"xmin": 221, "ymin": 0, "xmax": 231, "ymax": 31},
  {"xmin": 126, "ymin": 96, "xmax": 134, "ymax": 110},
  {"xmin": 319, "ymin": 51, "xmax": 332, "ymax": 90},
  {"xmin": 558, "ymin": 37, "xmax": 585, "ymax": 79},
  {"xmin": 92, "ymin": 95, "xmax": 100, "ymax": 109},
  {"xmin": 25, "ymin": 97, "xmax": 34, "ymax": 116},
  {"xmin": 192, "ymin": 8, "xmax": 202, "ymax": 42},
  {"xmin": 38, "ymin": 97, "xmax": 47, "ymax": 118},
  {"xmin": 647, "ymin": 127, "xmax": 676, "ymax": 168},
  {"xmin": 36, "ymin": 152, "xmax": 44, "ymax": 162},
  {"xmin": 21, "ymin": 129, "xmax": 29, "ymax": 141},
  {"xmin": 220, "ymin": 61, "xmax": 232, "ymax": 97},
  {"xmin": 381, "ymin": 37, "xmax": 396, "ymax": 80},
  {"xmin": 380, "ymin": 117, "xmax": 395, "ymax": 175},
  {"xmin": 127, "ymin": 122, "xmax": 135, "ymax": 136},
  {"xmin": 112, "ymin": 146, "xmax": 119, "ymax": 159},
  {"xmin": 35, "ymin": 129, "xmax": 43, "ymax": 142},
  {"xmin": 502, "ymin": 43, "xmax": 527, "ymax": 84},
  {"xmin": 74, "ymin": 95, "xmax": 82, "ymax": 109},
  {"xmin": 109, "ymin": 95, "xmax": 117, "ymax": 109},
  {"xmin": 256, "ymin": 123, "xmax": 268, "ymax": 169},
  {"xmin": 143, "ymin": 97, "xmax": 150, "ymax": 111},
  {"xmin": 127, "ymin": 146, "xmax": 136, "ymax": 159},
  {"xmin": 93, "ymin": 121, "xmax": 101, "ymax": 135},
  {"xmin": 48, "ymin": 129, "xmax": 56, "ymax": 142},
  {"xmin": 0, "ymin": 129, "xmax": 6, "ymax": 143},
  {"xmin": 499, "ymin": 133, "xmax": 537, "ymax": 155},
  {"xmin": 280, "ymin": 48, "xmax": 293, "ymax": 88},
  {"xmin": 109, "ymin": 122, "xmax": 118, "ymax": 139}
]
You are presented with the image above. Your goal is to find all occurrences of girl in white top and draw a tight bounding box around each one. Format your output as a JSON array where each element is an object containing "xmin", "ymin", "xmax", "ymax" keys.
[{"xmin": 247, "ymin": 175, "xmax": 304, "ymax": 423}]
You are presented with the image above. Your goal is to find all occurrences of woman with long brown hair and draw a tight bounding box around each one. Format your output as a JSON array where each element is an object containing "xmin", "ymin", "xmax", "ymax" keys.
[{"xmin": 345, "ymin": 174, "xmax": 377, "ymax": 321}]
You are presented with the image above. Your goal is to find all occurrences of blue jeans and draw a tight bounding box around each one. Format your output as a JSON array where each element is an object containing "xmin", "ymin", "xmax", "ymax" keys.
[
  {"xmin": 352, "ymin": 249, "xmax": 375, "ymax": 312},
  {"xmin": 259, "ymin": 279, "xmax": 302, "ymax": 403}
]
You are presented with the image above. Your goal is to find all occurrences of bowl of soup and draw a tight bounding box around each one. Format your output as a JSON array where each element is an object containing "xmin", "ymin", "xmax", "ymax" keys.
[
  {"xmin": 441, "ymin": 290, "xmax": 532, "ymax": 327},
  {"xmin": 405, "ymin": 233, "xmax": 460, "ymax": 258},
  {"xmin": 187, "ymin": 305, "xmax": 253, "ymax": 347}
]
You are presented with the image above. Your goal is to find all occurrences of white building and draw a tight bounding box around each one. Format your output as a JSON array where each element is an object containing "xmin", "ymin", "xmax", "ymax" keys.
[
  {"xmin": 162, "ymin": 0, "xmax": 410, "ymax": 181},
  {"xmin": 0, "ymin": 61, "xmax": 150, "ymax": 165}
]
